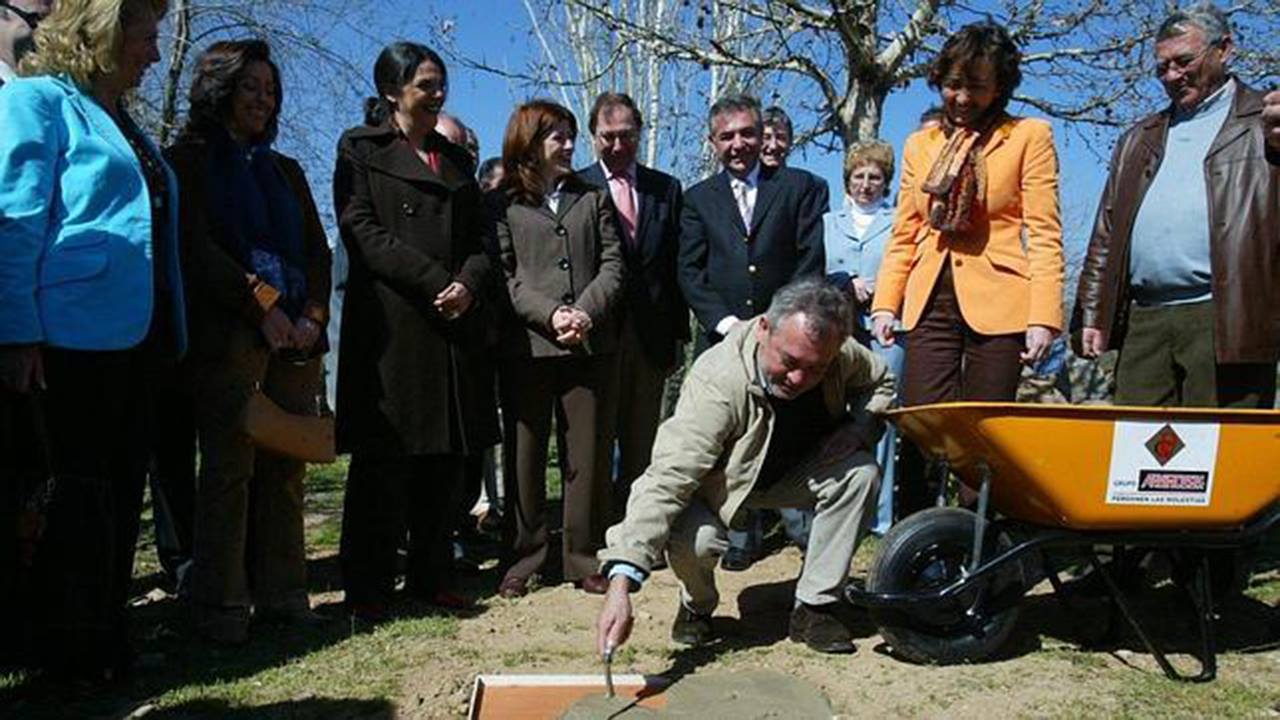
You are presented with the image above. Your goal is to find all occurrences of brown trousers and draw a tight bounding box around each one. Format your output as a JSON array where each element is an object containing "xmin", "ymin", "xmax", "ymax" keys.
[
  {"xmin": 899, "ymin": 266, "xmax": 1023, "ymax": 515},
  {"xmin": 611, "ymin": 318, "xmax": 672, "ymax": 524},
  {"xmin": 500, "ymin": 354, "xmax": 617, "ymax": 583},
  {"xmin": 902, "ymin": 266, "xmax": 1025, "ymax": 406},
  {"xmin": 189, "ymin": 323, "xmax": 320, "ymax": 622}
]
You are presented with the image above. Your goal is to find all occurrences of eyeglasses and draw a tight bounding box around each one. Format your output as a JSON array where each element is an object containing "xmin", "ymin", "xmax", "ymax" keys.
[
  {"xmin": 596, "ymin": 129, "xmax": 638, "ymax": 144},
  {"xmin": 0, "ymin": 1, "xmax": 41, "ymax": 30},
  {"xmin": 1155, "ymin": 43, "xmax": 1216, "ymax": 78}
]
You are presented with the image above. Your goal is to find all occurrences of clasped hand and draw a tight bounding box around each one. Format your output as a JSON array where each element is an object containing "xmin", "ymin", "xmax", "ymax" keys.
[
  {"xmin": 434, "ymin": 281, "xmax": 474, "ymax": 320},
  {"xmin": 552, "ymin": 305, "xmax": 592, "ymax": 346},
  {"xmin": 260, "ymin": 307, "xmax": 322, "ymax": 355}
]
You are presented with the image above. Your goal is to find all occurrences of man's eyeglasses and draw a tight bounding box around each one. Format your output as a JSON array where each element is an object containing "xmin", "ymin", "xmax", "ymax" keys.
[
  {"xmin": 1, "ymin": 1, "xmax": 41, "ymax": 30},
  {"xmin": 1155, "ymin": 43, "xmax": 1217, "ymax": 78},
  {"xmin": 596, "ymin": 129, "xmax": 638, "ymax": 144}
]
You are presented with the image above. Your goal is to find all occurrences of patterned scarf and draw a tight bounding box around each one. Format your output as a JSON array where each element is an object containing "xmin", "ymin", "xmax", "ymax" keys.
[{"xmin": 921, "ymin": 113, "xmax": 1004, "ymax": 234}]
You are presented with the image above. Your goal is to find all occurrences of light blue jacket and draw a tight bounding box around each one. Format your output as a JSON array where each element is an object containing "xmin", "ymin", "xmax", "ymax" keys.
[
  {"xmin": 0, "ymin": 75, "xmax": 185, "ymax": 352},
  {"xmin": 822, "ymin": 197, "xmax": 894, "ymax": 329}
]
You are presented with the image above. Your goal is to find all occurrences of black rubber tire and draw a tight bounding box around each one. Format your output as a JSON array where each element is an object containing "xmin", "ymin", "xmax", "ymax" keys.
[{"xmin": 867, "ymin": 507, "xmax": 1024, "ymax": 665}]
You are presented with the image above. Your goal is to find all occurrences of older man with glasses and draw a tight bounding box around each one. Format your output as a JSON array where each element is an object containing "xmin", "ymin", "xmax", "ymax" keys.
[{"xmin": 1074, "ymin": 1, "xmax": 1280, "ymax": 410}]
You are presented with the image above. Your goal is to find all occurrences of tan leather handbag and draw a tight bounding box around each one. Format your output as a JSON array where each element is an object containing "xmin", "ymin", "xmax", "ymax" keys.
[{"xmin": 241, "ymin": 388, "xmax": 336, "ymax": 464}]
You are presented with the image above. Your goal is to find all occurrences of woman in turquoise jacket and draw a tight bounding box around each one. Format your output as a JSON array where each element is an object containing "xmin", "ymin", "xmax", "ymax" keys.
[
  {"xmin": 822, "ymin": 141, "xmax": 902, "ymax": 536},
  {"xmin": 0, "ymin": 0, "xmax": 183, "ymax": 677}
]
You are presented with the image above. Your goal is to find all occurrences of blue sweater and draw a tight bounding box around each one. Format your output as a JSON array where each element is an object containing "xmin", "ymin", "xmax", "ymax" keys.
[{"xmin": 1127, "ymin": 79, "xmax": 1234, "ymax": 306}]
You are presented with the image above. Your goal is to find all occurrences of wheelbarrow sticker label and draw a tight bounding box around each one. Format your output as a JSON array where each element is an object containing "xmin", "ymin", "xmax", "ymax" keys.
[{"xmin": 1106, "ymin": 421, "xmax": 1220, "ymax": 506}]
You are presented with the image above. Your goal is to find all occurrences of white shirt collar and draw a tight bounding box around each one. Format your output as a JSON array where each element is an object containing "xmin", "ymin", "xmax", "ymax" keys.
[
  {"xmin": 728, "ymin": 162, "xmax": 761, "ymax": 187},
  {"xmin": 0, "ymin": 60, "xmax": 17, "ymax": 84},
  {"xmin": 600, "ymin": 159, "xmax": 637, "ymax": 182}
]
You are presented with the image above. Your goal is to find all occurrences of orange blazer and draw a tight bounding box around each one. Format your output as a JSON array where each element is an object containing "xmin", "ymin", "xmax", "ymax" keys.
[{"xmin": 871, "ymin": 116, "xmax": 1064, "ymax": 335}]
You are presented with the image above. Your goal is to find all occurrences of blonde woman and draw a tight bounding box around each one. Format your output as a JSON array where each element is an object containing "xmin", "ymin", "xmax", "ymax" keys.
[{"xmin": 0, "ymin": 0, "xmax": 182, "ymax": 677}]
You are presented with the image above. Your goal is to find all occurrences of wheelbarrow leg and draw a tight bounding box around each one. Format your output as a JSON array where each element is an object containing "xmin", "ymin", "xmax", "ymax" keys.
[{"xmin": 1089, "ymin": 552, "xmax": 1217, "ymax": 682}]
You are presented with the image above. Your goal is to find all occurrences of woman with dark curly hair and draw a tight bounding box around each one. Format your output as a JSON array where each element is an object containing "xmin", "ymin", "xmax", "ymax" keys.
[
  {"xmin": 491, "ymin": 100, "xmax": 624, "ymax": 598},
  {"xmin": 870, "ymin": 22, "xmax": 1064, "ymax": 515},
  {"xmin": 166, "ymin": 39, "xmax": 332, "ymax": 644}
]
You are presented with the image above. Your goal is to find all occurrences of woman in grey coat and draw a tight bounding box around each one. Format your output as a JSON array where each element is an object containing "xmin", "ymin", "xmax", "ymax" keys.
[{"xmin": 490, "ymin": 100, "xmax": 624, "ymax": 598}]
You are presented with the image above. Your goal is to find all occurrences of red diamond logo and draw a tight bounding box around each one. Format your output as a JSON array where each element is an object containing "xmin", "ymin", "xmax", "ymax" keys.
[{"xmin": 1145, "ymin": 425, "xmax": 1184, "ymax": 466}]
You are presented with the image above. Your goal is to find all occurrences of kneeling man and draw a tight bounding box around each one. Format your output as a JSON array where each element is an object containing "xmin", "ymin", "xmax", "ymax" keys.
[{"xmin": 595, "ymin": 279, "xmax": 895, "ymax": 654}]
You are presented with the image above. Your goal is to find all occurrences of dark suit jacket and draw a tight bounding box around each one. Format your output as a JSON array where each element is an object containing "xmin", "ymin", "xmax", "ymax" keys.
[
  {"xmin": 332, "ymin": 123, "xmax": 498, "ymax": 457},
  {"xmin": 489, "ymin": 175, "xmax": 625, "ymax": 359},
  {"xmin": 678, "ymin": 164, "xmax": 829, "ymax": 343},
  {"xmin": 576, "ymin": 162, "xmax": 688, "ymax": 369}
]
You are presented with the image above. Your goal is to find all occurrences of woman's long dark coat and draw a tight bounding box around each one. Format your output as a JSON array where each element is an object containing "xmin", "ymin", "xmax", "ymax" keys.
[{"xmin": 332, "ymin": 124, "xmax": 499, "ymax": 457}]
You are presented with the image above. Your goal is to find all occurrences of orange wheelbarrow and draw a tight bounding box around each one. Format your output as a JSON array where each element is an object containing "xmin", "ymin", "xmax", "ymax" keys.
[{"xmin": 845, "ymin": 402, "xmax": 1280, "ymax": 682}]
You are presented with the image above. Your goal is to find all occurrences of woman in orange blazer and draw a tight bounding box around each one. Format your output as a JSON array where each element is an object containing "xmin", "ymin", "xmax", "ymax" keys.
[{"xmin": 871, "ymin": 22, "xmax": 1063, "ymax": 407}]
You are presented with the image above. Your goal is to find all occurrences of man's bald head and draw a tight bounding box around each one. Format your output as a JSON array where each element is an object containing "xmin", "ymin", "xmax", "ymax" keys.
[{"xmin": 435, "ymin": 111, "xmax": 468, "ymax": 146}]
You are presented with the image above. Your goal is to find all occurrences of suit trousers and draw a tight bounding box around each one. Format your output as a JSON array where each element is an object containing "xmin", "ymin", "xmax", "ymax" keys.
[
  {"xmin": 612, "ymin": 317, "xmax": 672, "ymax": 524},
  {"xmin": 666, "ymin": 424, "xmax": 880, "ymax": 612},
  {"xmin": 1114, "ymin": 300, "xmax": 1276, "ymax": 409},
  {"xmin": 501, "ymin": 354, "xmax": 617, "ymax": 583},
  {"xmin": 189, "ymin": 324, "xmax": 319, "ymax": 626},
  {"xmin": 899, "ymin": 266, "xmax": 1023, "ymax": 516},
  {"xmin": 340, "ymin": 452, "xmax": 465, "ymax": 605},
  {"xmin": 31, "ymin": 347, "xmax": 150, "ymax": 671}
]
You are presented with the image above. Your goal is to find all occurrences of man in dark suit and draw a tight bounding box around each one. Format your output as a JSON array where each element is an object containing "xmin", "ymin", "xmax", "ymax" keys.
[
  {"xmin": 680, "ymin": 94, "xmax": 829, "ymax": 570},
  {"xmin": 578, "ymin": 92, "xmax": 687, "ymax": 522},
  {"xmin": 680, "ymin": 94, "xmax": 828, "ymax": 350}
]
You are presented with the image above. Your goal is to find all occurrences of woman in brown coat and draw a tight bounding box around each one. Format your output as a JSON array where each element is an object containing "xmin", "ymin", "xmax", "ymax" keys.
[
  {"xmin": 333, "ymin": 42, "xmax": 498, "ymax": 619},
  {"xmin": 492, "ymin": 100, "xmax": 624, "ymax": 598},
  {"xmin": 166, "ymin": 39, "xmax": 332, "ymax": 644}
]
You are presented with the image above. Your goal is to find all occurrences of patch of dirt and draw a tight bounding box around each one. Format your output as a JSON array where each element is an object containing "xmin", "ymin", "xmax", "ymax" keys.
[{"xmin": 395, "ymin": 547, "xmax": 1280, "ymax": 718}]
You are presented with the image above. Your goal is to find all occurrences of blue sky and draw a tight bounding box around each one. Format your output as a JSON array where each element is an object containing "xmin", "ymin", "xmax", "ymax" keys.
[
  {"xmin": 251, "ymin": 0, "xmax": 1254, "ymax": 266},
  {"xmin": 310, "ymin": 1, "xmax": 1150, "ymax": 260}
]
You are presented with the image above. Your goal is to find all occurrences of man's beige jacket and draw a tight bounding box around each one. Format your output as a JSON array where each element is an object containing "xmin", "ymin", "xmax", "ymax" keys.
[{"xmin": 599, "ymin": 318, "xmax": 896, "ymax": 573}]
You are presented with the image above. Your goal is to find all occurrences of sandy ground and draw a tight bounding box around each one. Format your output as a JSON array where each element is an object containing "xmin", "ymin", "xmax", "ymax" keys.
[{"xmin": 390, "ymin": 545, "xmax": 1280, "ymax": 719}]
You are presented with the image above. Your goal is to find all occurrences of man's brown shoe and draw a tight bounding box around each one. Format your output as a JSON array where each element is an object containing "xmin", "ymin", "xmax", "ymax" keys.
[{"xmin": 789, "ymin": 602, "xmax": 855, "ymax": 654}]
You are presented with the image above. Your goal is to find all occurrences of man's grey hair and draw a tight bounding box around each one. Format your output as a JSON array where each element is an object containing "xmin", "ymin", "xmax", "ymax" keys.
[
  {"xmin": 1157, "ymin": 2, "xmax": 1232, "ymax": 46},
  {"xmin": 708, "ymin": 94, "xmax": 762, "ymax": 135},
  {"xmin": 764, "ymin": 279, "xmax": 852, "ymax": 343}
]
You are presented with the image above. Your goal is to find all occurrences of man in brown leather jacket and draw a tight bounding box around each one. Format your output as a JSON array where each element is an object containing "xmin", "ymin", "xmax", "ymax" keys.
[{"xmin": 1074, "ymin": 2, "xmax": 1280, "ymax": 408}]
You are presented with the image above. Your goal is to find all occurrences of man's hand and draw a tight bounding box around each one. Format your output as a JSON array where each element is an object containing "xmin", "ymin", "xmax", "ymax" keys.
[
  {"xmin": 870, "ymin": 311, "xmax": 896, "ymax": 346},
  {"xmin": 434, "ymin": 281, "xmax": 474, "ymax": 320},
  {"xmin": 1080, "ymin": 327, "xmax": 1105, "ymax": 359},
  {"xmin": 1021, "ymin": 324, "xmax": 1056, "ymax": 365},
  {"xmin": 261, "ymin": 307, "xmax": 295, "ymax": 352},
  {"xmin": 1263, "ymin": 89, "xmax": 1280, "ymax": 153},
  {"xmin": 0, "ymin": 345, "xmax": 44, "ymax": 394},
  {"xmin": 595, "ymin": 575, "xmax": 634, "ymax": 656}
]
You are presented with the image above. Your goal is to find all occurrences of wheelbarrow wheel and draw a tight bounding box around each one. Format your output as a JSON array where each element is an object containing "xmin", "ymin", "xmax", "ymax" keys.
[{"xmin": 867, "ymin": 507, "xmax": 1024, "ymax": 665}]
